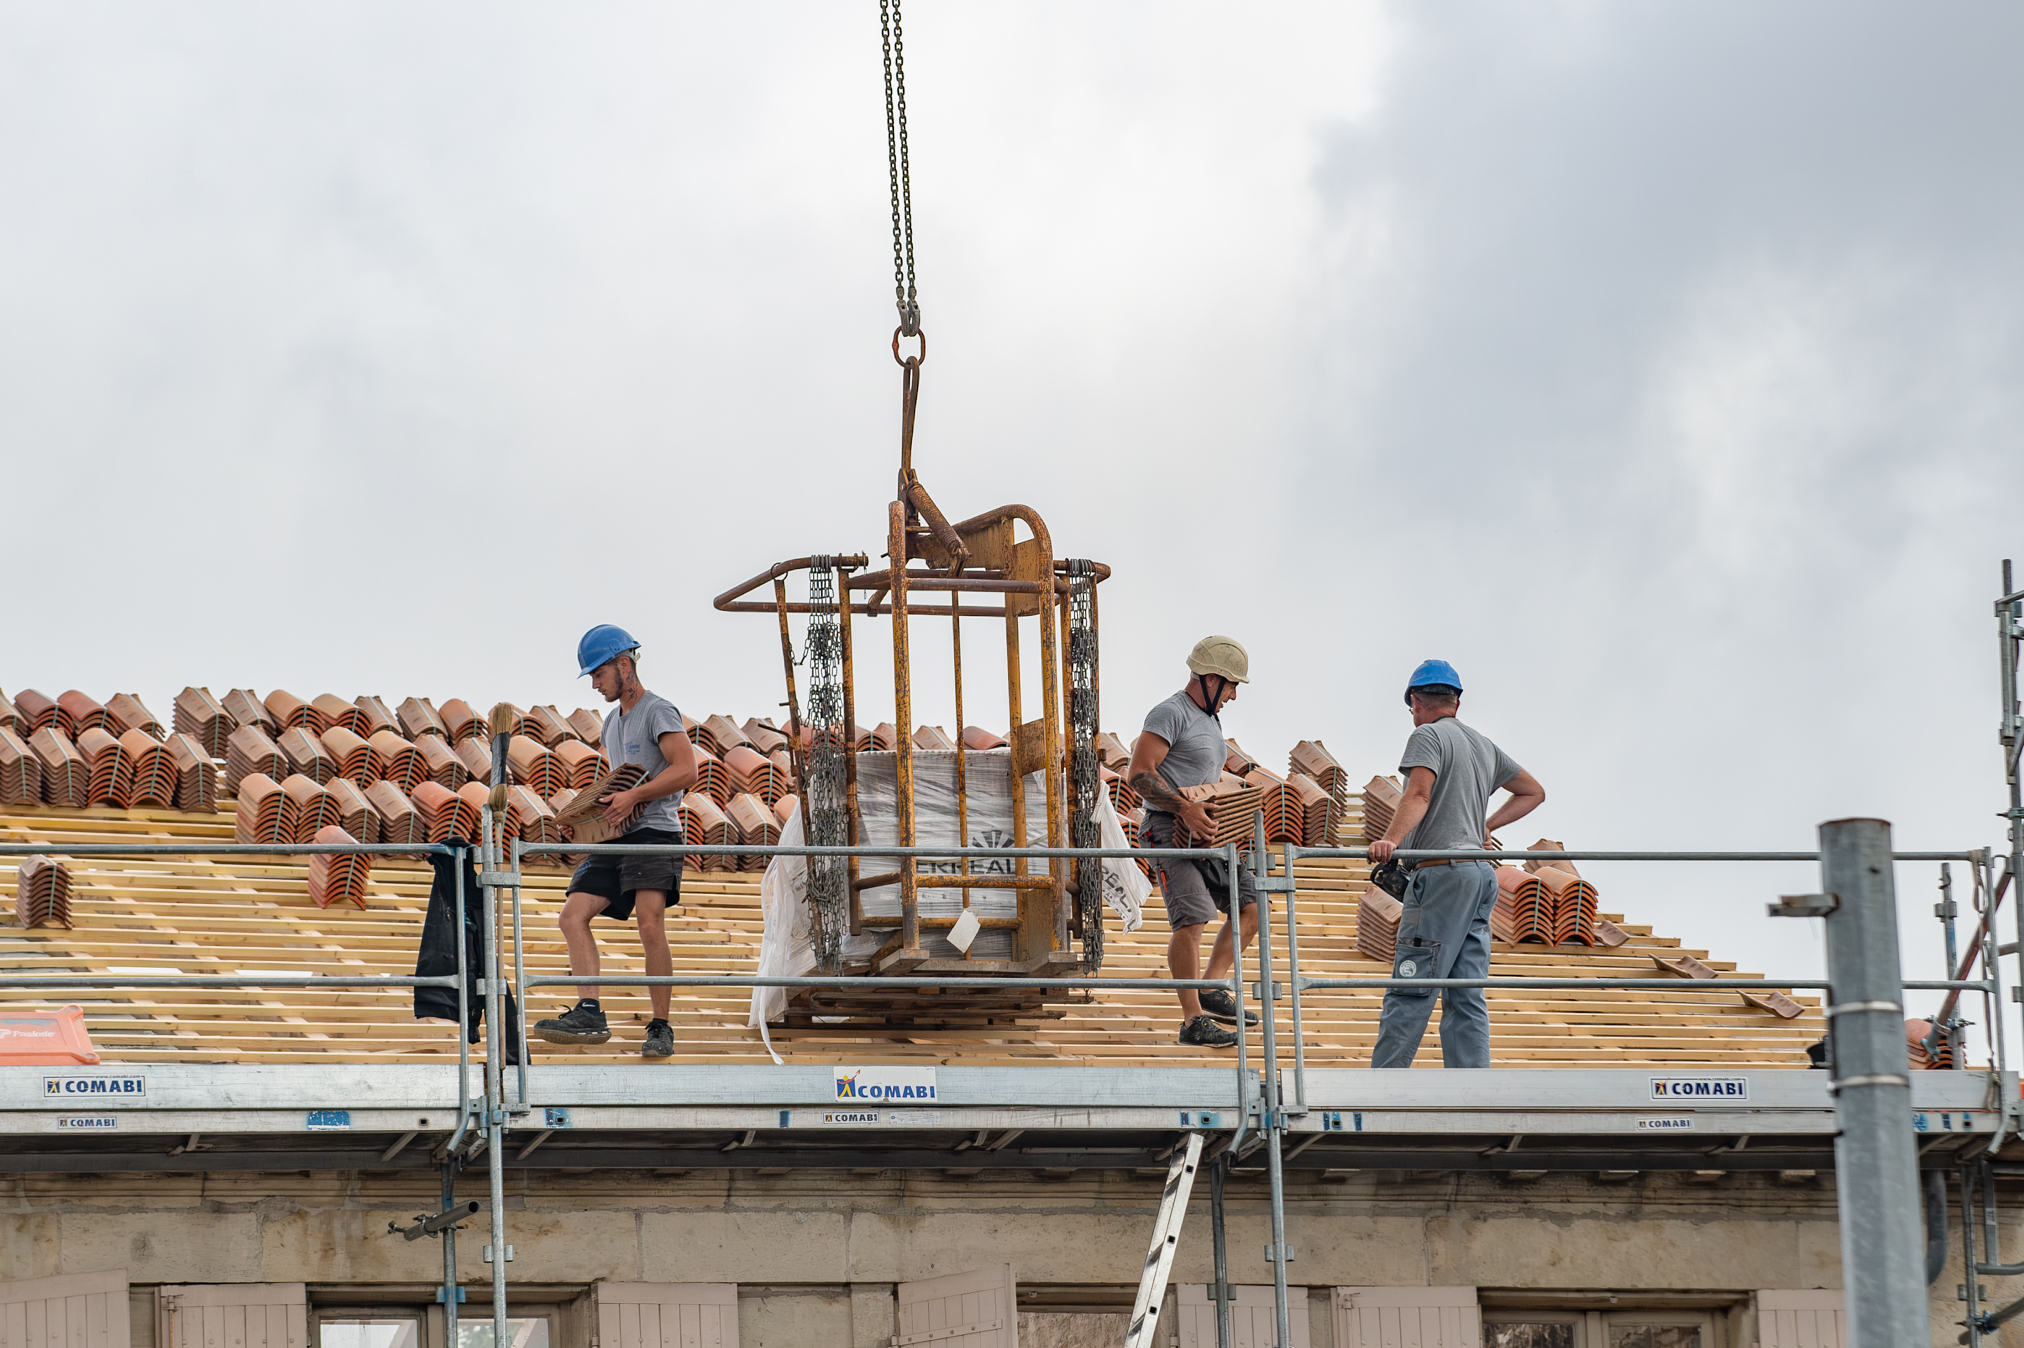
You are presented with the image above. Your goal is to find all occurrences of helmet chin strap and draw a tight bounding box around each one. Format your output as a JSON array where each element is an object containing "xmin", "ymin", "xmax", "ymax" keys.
[{"xmin": 1195, "ymin": 673, "xmax": 1226, "ymax": 721}]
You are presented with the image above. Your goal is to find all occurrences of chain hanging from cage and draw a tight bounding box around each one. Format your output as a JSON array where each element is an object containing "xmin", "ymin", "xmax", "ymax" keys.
[
  {"xmin": 1066, "ymin": 559, "xmax": 1103, "ymax": 971},
  {"xmin": 880, "ymin": 0, "xmax": 920, "ymax": 339},
  {"xmin": 803, "ymin": 557, "xmax": 850, "ymax": 974}
]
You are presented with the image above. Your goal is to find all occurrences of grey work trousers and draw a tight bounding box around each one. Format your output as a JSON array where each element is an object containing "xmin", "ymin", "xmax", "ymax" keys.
[{"xmin": 1370, "ymin": 859, "xmax": 1498, "ymax": 1069}]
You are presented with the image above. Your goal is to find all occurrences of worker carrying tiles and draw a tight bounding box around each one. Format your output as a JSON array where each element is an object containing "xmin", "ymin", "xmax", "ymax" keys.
[
  {"xmin": 1125, "ymin": 636, "xmax": 1263, "ymax": 1050},
  {"xmin": 1366, "ymin": 660, "xmax": 1547, "ymax": 1068},
  {"xmin": 532, "ymin": 625, "xmax": 701, "ymax": 1058}
]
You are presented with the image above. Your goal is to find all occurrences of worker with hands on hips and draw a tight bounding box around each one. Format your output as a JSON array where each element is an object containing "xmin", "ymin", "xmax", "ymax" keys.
[{"xmin": 1367, "ymin": 660, "xmax": 1545, "ymax": 1069}]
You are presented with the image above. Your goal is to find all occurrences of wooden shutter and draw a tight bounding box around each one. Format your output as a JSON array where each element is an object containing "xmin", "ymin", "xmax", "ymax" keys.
[
  {"xmin": 1756, "ymin": 1290, "xmax": 1846, "ymax": 1348},
  {"xmin": 1172, "ymin": 1285, "xmax": 1311, "ymax": 1348},
  {"xmin": 0, "ymin": 1269, "xmax": 131, "ymax": 1348},
  {"xmin": 1333, "ymin": 1287, "xmax": 1481, "ymax": 1348},
  {"xmin": 155, "ymin": 1285, "xmax": 305, "ymax": 1348},
  {"xmin": 893, "ymin": 1266, "xmax": 1015, "ymax": 1348},
  {"xmin": 594, "ymin": 1283, "xmax": 739, "ymax": 1348}
]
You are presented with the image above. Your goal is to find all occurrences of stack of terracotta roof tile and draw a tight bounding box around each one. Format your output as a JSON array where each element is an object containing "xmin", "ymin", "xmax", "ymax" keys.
[
  {"xmin": 58, "ymin": 692, "xmax": 110, "ymax": 736},
  {"xmin": 320, "ymin": 727, "xmax": 384, "ymax": 786},
  {"xmin": 397, "ymin": 697, "xmax": 447, "ymax": 740},
  {"xmin": 1286, "ymin": 774, "xmax": 1335, "ymax": 846},
  {"xmin": 527, "ymin": 706, "xmax": 576, "ymax": 746},
  {"xmin": 567, "ymin": 709, "xmax": 603, "ymax": 745},
  {"xmin": 439, "ymin": 699, "xmax": 485, "ymax": 744},
  {"xmin": 1094, "ymin": 732, "xmax": 1131, "ymax": 771},
  {"xmin": 264, "ymin": 691, "xmax": 322, "ymax": 733},
  {"xmin": 1290, "ymin": 741, "xmax": 1348, "ymax": 841},
  {"xmin": 16, "ymin": 855, "xmax": 74, "ymax": 929},
  {"xmin": 223, "ymin": 689, "xmax": 275, "ymax": 735},
  {"xmin": 276, "ymin": 728, "xmax": 332, "ymax": 784},
  {"xmin": 236, "ymin": 774, "xmax": 298, "ymax": 844},
  {"xmin": 1907, "ymin": 1019, "xmax": 1953, "ymax": 1068},
  {"xmin": 173, "ymin": 687, "xmax": 233, "ymax": 758},
  {"xmin": 30, "ymin": 729, "xmax": 88, "ymax": 808},
  {"xmin": 456, "ymin": 782, "xmax": 493, "ymax": 836},
  {"xmin": 913, "ymin": 725, "xmax": 958, "ymax": 752},
  {"xmin": 507, "ymin": 736, "xmax": 567, "ymax": 796},
  {"xmin": 412, "ymin": 782, "xmax": 479, "ymax": 844},
  {"xmin": 1223, "ymin": 738, "xmax": 1260, "ymax": 776},
  {"xmin": 724, "ymin": 793, "xmax": 780, "ymax": 872},
  {"xmin": 1356, "ymin": 887, "xmax": 1402, "ymax": 963},
  {"xmin": 1530, "ymin": 865, "xmax": 1597, "ymax": 946},
  {"xmin": 1359, "ymin": 775, "xmax": 1403, "ymax": 844},
  {"xmin": 964, "ymin": 726, "xmax": 1009, "ymax": 751},
  {"xmin": 1493, "ymin": 867, "xmax": 1554, "ymax": 944},
  {"xmin": 105, "ymin": 694, "xmax": 163, "ymax": 739},
  {"xmin": 284, "ymin": 774, "xmax": 341, "ymax": 841},
  {"xmin": 871, "ymin": 723, "xmax": 900, "ymax": 752},
  {"xmin": 417, "ymin": 737, "xmax": 469, "ymax": 790},
  {"xmin": 545, "ymin": 788, "xmax": 581, "ymax": 864},
  {"xmin": 552, "ymin": 765, "xmax": 644, "ymax": 843},
  {"xmin": 325, "ymin": 778, "xmax": 380, "ymax": 843},
  {"xmin": 1102, "ymin": 765, "xmax": 1141, "ymax": 815},
  {"xmin": 742, "ymin": 719, "xmax": 789, "ymax": 755},
  {"xmin": 369, "ymin": 731, "xmax": 426, "ymax": 791},
  {"xmin": 1172, "ymin": 779, "xmax": 1264, "ymax": 853},
  {"xmin": 306, "ymin": 825, "xmax": 372, "ymax": 910},
  {"xmin": 507, "ymin": 786, "xmax": 564, "ymax": 859},
  {"xmin": 555, "ymin": 739, "xmax": 606, "ymax": 792},
  {"xmin": 454, "ymin": 738, "xmax": 493, "ymax": 784},
  {"xmin": 226, "ymin": 725, "xmax": 287, "ymax": 795},
  {"xmin": 724, "ymin": 746, "xmax": 789, "ymax": 805},
  {"xmin": 13, "ymin": 690, "xmax": 64, "ymax": 736},
  {"xmin": 122, "ymin": 730, "xmax": 178, "ymax": 808},
  {"xmin": 679, "ymin": 794, "xmax": 735, "ymax": 871},
  {"xmin": 772, "ymin": 794, "xmax": 798, "ymax": 829},
  {"xmin": 691, "ymin": 747, "xmax": 734, "ymax": 806},
  {"xmin": 1249, "ymin": 769, "xmax": 1335, "ymax": 846},
  {"xmin": 694, "ymin": 715, "xmax": 748, "ymax": 759},
  {"xmin": 351, "ymin": 696, "xmax": 399, "ymax": 738},
  {"xmin": 305, "ymin": 694, "xmax": 353, "ymax": 733},
  {"xmin": 368, "ymin": 781, "xmax": 426, "ymax": 854},
  {"xmin": 1119, "ymin": 805, "xmax": 1153, "ymax": 879},
  {"xmin": 0, "ymin": 729, "xmax": 43, "ymax": 805},
  {"xmin": 166, "ymin": 734, "xmax": 217, "ymax": 811}
]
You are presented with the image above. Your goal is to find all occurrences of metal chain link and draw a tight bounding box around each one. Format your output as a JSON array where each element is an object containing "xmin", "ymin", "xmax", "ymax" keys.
[
  {"xmin": 1067, "ymin": 560, "xmax": 1103, "ymax": 971},
  {"xmin": 804, "ymin": 558, "xmax": 849, "ymax": 974},
  {"xmin": 880, "ymin": 0, "xmax": 920, "ymax": 336}
]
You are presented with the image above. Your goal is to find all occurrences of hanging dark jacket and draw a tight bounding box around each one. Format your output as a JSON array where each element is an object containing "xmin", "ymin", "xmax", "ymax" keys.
[{"xmin": 415, "ymin": 838, "xmax": 521, "ymax": 1064}]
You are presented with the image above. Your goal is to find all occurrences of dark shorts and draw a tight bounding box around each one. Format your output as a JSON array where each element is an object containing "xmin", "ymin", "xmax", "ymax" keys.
[
  {"xmin": 568, "ymin": 827, "xmax": 684, "ymax": 922},
  {"xmin": 1141, "ymin": 811, "xmax": 1258, "ymax": 931}
]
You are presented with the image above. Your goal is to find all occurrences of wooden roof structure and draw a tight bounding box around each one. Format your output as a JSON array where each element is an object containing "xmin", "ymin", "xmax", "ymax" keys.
[{"xmin": 0, "ymin": 794, "xmax": 1825, "ymax": 1068}]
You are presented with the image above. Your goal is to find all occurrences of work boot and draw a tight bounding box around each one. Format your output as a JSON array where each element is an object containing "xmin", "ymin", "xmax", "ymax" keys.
[
  {"xmin": 642, "ymin": 1018, "xmax": 674, "ymax": 1059},
  {"xmin": 533, "ymin": 999, "xmax": 611, "ymax": 1045},
  {"xmin": 1178, "ymin": 1015, "xmax": 1238, "ymax": 1050},
  {"xmin": 1198, "ymin": 988, "xmax": 1260, "ymax": 1027}
]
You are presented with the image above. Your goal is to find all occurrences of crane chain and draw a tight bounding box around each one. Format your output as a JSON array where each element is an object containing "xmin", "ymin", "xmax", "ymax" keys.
[{"xmin": 880, "ymin": 0, "xmax": 920, "ymax": 338}]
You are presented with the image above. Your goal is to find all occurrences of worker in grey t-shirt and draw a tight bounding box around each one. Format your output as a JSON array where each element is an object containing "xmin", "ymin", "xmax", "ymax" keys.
[
  {"xmin": 533, "ymin": 625, "xmax": 700, "ymax": 1059},
  {"xmin": 1124, "ymin": 635, "xmax": 1262, "ymax": 1050},
  {"xmin": 1367, "ymin": 660, "xmax": 1546, "ymax": 1069}
]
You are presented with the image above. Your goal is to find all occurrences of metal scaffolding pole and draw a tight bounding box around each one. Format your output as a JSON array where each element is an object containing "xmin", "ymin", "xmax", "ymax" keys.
[
  {"xmin": 1209, "ymin": 1157, "xmax": 1232, "ymax": 1348},
  {"xmin": 1253, "ymin": 813, "xmax": 1292, "ymax": 1348}
]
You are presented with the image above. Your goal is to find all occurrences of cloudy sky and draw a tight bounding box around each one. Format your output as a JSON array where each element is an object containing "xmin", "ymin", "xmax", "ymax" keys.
[{"xmin": 4, "ymin": 3, "xmax": 2021, "ymax": 1040}]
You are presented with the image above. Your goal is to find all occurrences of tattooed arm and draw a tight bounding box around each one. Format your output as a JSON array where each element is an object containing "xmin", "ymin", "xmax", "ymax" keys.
[{"xmin": 1125, "ymin": 732, "xmax": 1216, "ymax": 839}]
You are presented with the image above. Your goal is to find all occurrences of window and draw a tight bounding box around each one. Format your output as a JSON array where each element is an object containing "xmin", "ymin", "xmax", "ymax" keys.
[
  {"xmin": 1484, "ymin": 1312, "xmax": 1712, "ymax": 1348},
  {"xmin": 318, "ymin": 1319, "xmax": 422, "ymax": 1348},
  {"xmin": 1487, "ymin": 1324, "xmax": 1576, "ymax": 1348},
  {"xmin": 456, "ymin": 1320, "xmax": 551, "ymax": 1348}
]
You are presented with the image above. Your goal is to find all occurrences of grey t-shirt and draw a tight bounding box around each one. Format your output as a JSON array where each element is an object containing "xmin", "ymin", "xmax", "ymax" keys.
[
  {"xmin": 602, "ymin": 691, "xmax": 686, "ymax": 833},
  {"xmin": 1141, "ymin": 690, "xmax": 1226, "ymax": 802},
  {"xmin": 1398, "ymin": 716, "xmax": 1521, "ymax": 852}
]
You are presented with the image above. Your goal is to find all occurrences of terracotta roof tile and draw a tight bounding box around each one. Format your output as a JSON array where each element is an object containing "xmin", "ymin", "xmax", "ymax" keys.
[
  {"xmin": 15, "ymin": 855, "xmax": 73, "ymax": 929},
  {"xmin": 507, "ymin": 785, "xmax": 564, "ymax": 855},
  {"xmin": 396, "ymin": 696, "xmax": 447, "ymax": 740},
  {"xmin": 234, "ymin": 772, "xmax": 296, "ymax": 845},
  {"xmin": 306, "ymin": 824, "xmax": 371, "ymax": 910},
  {"xmin": 75, "ymin": 728, "xmax": 135, "ymax": 809},
  {"xmin": 119, "ymin": 728, "xmax": 178, "ymax": 808},
  {"xmin": 222, "ymin": 688, "xmax": 275, "ymax": 735},
  {"xmin": 724, "ymin": 792, "xmax": 779, "ymax": 872},
  {"xmin": 507, "ymin": 735, "xmax": 566, "ymax": 797},
  {"xmin": 0, "ymin": 691, "xmax": 12, "ymax": 735},
  {"xmin": 28, "ymin": 728, "xmax": 88, "ymax": 808},
  {"xmin": 324, "ymin": 777, "xmax": 380, "ymax": 843},
  {"xmin": 104, "ymin": 693, "xmax": 163, "ymax": 739},
  {"xmin": 1356, "ymin": 887, "xmax": 1401, "ymax": 962},
  {"xmin": 449, "ymin": 782, "xmax": 489, "ymax": 840},
  {"xmin": 913, "ymin": 725, "xmax": 958, "ymax": 753},
  {"xmin": 276, "ymin": 727, "xmax": 335, "ymax": 785},
  {"xmin": 679, "ymin": 793, "xmax": 734, "ymax": 872},
  {"xmin": 415, "ymin": 735, "xmax": 469, "ymax": 790},
  {"xmin": 57, "ymin": 691, "xmax": 111, "ymax": 737},
  {"xmin": 310, "ymin": 693, "xmax": 358, "ymax": 733},
  {"xmin": 741, "ymin": 719, "xmax": 789, "ymax": 755},
  {"xmin": 691, "ymin": 746, "xmax": 733, "ymax": 806},
  {"xmin": 962, "ymin": 726, "xmax": 1008, "ymax": 751},
  {"xmin": 871, "ymin": 722, "xmax": 900, "ymax": 752},
  {"xmin": 282, "ymin": 773, "xmax": 340, "ymax": 842},
  {"xmin": 369, "ymin": 730, "xmax": 427, "ymax": 792},
  {"xmin": 163, "ymin": 733, "xmax": 217, "ymax": 812},
  {"xmin": 566, "ymin": 708, "xmax": 603, "ymax": 745},
  {"xmin": 366, "ymin": 780, "xmax": 426, "ymax": 854},
  {"xmin": 264, "ymin": 690, "xmax": 325, "ymax": 734},
  {"xmin": 172, "ymin": 687, "xmax": 232, "ymax": 758},
  {"xmin": 1093, "ymin": 731, "xmax": 1130, "ymax": 770},
  {"xmin": 1360, "ymin": 774, "xmax": 1402, "ymax": 842},
  {"xmin": 772, "ymin": 794, "xmax": 799, "ymax": 827},
  {"xmin": 554, "ymin": 738, "xmax": 606, "ymax": 792},
  {"xmin": 319, "ymin": 726, "xmax": 384, "ymax": 786},
  {"xmin": 438, "ymin": 699, "xmax": 484, "ymax": 744},
  {"xmin": 453, "ymin": 737, "xmax": 492, "ymax": 784},
  {"xmin": 409, "ymin": 781, "xmax": 470, "ymax": 844},
  {"xmin": 351, "ymin": 696, "xmax": 399, "ymax": 739},
  {"xmin": 225, "ymin": 724, "xmax": 286, "ymax": 796},
  {"xmin": 527, "ymin": 705, "xmax": 576, "ymax": 747},
  {"xmin": 12, "ymin": 690, "xmax": 62, "ymax": 738},
  {"xmin": 0, "ymin": 727, "xmax": 42, "ymax": 805},
  {"xmin": 1494, "ymin": 866, "xmax": 1555, "ymax": 944}
]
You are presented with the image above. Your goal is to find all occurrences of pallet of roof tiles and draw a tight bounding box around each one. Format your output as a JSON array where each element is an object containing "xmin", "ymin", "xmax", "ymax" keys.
[
  {"xmin": 121, "ymin": 729, "xmax": 178, "ymax": 808},
  {"xmin": 325, "ymin": 777, "xmax": 381, "ymax": 844},
  {"xmin": 691, "ymin": 746, "xmax": 734, "ymax": 807},
  {"xmin": 507, "ymin": 735, "xmax": 567, "ymax": 796},
  {"xmin": 1356, "ymin": 886, "xmax": 1402, "ymax": 963},
  {"xmin": 29, "ymin": 728, "xmax": 89, "ymax": 808},
  {"xmin": 554, "ymin": 739, "xmax": 605, "ymax": 792},
  {"xmin": 277, "ymin": 727, "xmax": 335, "ymax": 785},
  {"xmin": 263, "ymin": 690, "xmax": 323, "ymax": 733},
  {"xmin": 350, "ymin": 696, "xmax": 400, "ymax": 739},
  {"xmin": 679, "ymin": 793, "xmax": 736, "ymax": 872},
  {"xmin": 1360, "ymin": 774, "xmax": 1402, "ymax": 843},
  {"xmin": 225, "ymin": 724, "xmax": 286, "ymax": 795},
  {"xmin": 396, "ymin": 697, "xmax": 447, "ymax": 740},
  {"xmin": 438, "ymin": 698, "xmax": 484, "ymax": 744},
  {"xmin": 172, "ymin": 687, "xmax": 232, "ymax": 758},
  {"xmin": 567, "ymin": 708, "xmax": 603, "ymax": 745},
  {"xmin": 284, "ymin": 774, "xmax": 341, "ymax": 841},
  {"xmin": 416, "ymin": 736, "xmax": 469, "ymax": 790},
  {"xmin": 525, "ymin": 705, "xmax": 575, "ymax": 747},
  {"xmin": 58, "ymin": 691, "xmax": 110, "ymax": 736},
  {"xmin": 411, "ymin": 781, "xmax": 478, "ymax": 845},
  {"xmin": 236, "ymin": 773, "xmax": 298, "ymax": 845},
  {"xmin": 320, "ymin": 726, "xmax": 385, "ymax": 786},
  {"xmin": 164, "ymin": 734, "xmax": 217, "ymax": 812},
  {"xmin": 1493, "ymin": 866, "xmax": 1553, "ymax": 944},
  {"xmin": 506, "ymin": 786, "xmax": 566, "ymax": 862},
  {"xmin": 308, "ymin": 693, "xmax": 358, "ymax": 734},
  {"xmin": 724, "ymin": 792, "xmax": 780, "ymax": 873},
  {"xmin": 1532, "ymin": 866, "xmax": 1597, "ymax": 946},
  {"xmin": 13, "ymin": 690, "xmax": 63, "ymax": 737},
  {"xmin": 368, "ymin": 730, "xmax": 426, "ymax": 791},
  {"xmin": 454, "ymin": 737, "xmax": 493, "ymax": 784},
  {"xmin": 367, "ymin": 780, "xmax": 425, "ymax": 855},
  {"xmin": 306, "ymin": 824, "xmax": 373, "ymax": 910},
  {"xmin": 742, "ymin": 718, "xmax": 789, "ymax": 756},
  {"xmin": 221, "ymin": 688, "xmax": 275, "ymax": 735},
  {"xmin": 16, "ymin": 855, "xmax": 74, "ymax": 929},
  {"xmin": 0, "ymin": 728, "xmax": 43, "ymax": 805},
  {"xmin": 104, "ymin": 693, "xmax": 163, "ymax": 739}
]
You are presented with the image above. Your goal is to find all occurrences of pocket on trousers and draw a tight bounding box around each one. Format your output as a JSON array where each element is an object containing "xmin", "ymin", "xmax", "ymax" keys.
[{"xmin": 1391, "ymin": 938, "xmax": 1441, "ymax": 997}]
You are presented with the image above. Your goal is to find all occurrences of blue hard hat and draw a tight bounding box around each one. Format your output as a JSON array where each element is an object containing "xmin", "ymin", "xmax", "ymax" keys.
[
  {"xmin": 1405, "ymin": 658, "xmax": 1463, "ymax": 704},
  {"xmin": 577, "ymin": 624, "xmax": 638, "ymax": 678}
]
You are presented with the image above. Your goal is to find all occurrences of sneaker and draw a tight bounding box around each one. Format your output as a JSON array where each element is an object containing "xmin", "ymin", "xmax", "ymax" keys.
[
  {"xmin": 1198, "ymin": 988, "xmax": 1260, "ymax": 1027},
  {"xmin": 1179, "ymin": 1015, "xmax": 1239, "ymax": 1049},
  {"xmin": 533, "ymin": 1001, "xmax": 611, "ymax": 1045},
  {"xmin": 642, "ymin": 1019, "xmax": 674, "ymax": 1059}
]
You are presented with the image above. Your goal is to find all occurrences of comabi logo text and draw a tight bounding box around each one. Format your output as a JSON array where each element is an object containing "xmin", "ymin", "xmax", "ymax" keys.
[
  {"xmin": 1648, "ymin": 1077, "xmax": 1748, "ymax": 1100},
  {"xmin": 833, "ymin": 1067, "xmax": 937, "ymax": 1102},
  {"xmin": 45, "ymin": 1077, "xmax": 146, "ymax": 1098}
]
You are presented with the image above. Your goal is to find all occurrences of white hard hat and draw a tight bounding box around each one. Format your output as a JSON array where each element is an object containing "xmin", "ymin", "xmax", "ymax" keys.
[{"xmin": 1187, "ymin": 635, "xmax": 1250, "ymax": 684}]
